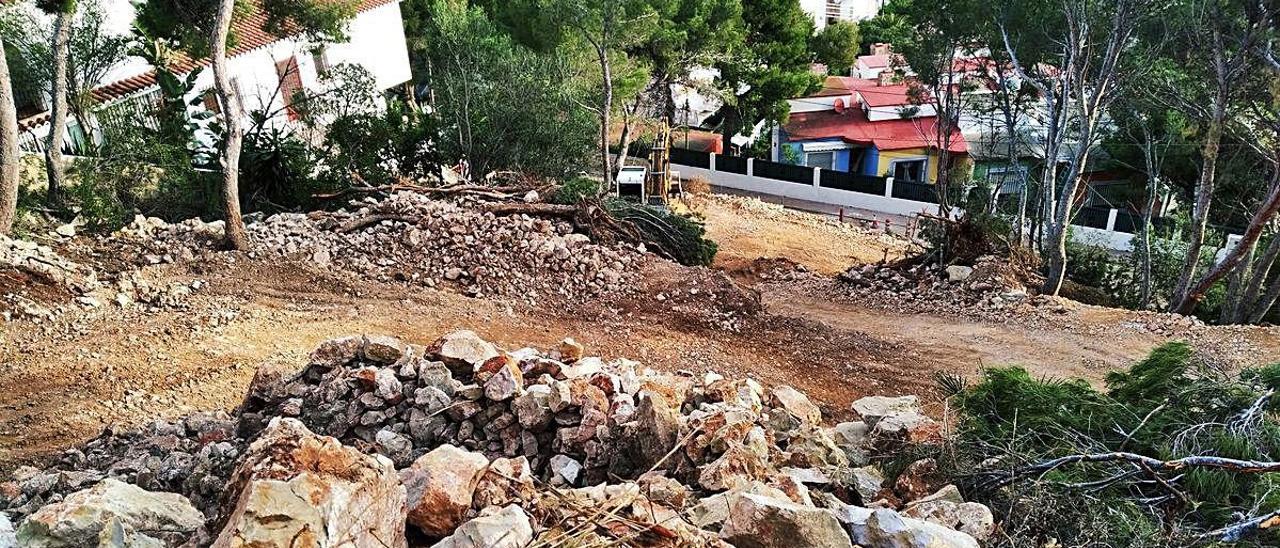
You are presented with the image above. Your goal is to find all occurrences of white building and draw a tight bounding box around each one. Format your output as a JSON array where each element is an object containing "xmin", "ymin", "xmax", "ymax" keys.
[
  {"xmin": 17, "ymin": 0, "xmax": 412, "ymax": 151},
  {"xmin": 801, "ymin": 0, "xmax": 887, "ymax": 31}
]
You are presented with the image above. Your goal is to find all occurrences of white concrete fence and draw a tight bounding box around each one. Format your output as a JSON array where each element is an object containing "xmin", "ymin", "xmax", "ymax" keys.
[{"xmin": 671, "ymin": 150, "xmax": 1141, "ymax": 252}]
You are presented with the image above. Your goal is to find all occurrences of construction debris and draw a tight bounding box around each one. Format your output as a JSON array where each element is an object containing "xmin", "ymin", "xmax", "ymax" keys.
[
  {"xmin": 2, "ymin": 331, "xmax": 991, "ymax": 547},
  {"xmin": 124, "ymin": 192, "xmax": 644, "ymax": 302}
]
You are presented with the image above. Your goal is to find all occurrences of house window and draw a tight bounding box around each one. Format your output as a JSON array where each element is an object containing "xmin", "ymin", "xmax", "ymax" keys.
[
  {"xmin": 891, "ymin": 158, "xmax": 928, "ymax": 183},
  {"xmin": 805, "ymin": 151, "xmax": 835, "ymax": 170},
  {"xmin": 312, "ymin": 47, "xmax": 330, "ymax": 75},
  {"xmin": 275, "ymin": 56, "xmax": 305, "ymax": 120},
  {"xmin": 202, "ymin": 89, "xmax": 221, "ymax": 114}
]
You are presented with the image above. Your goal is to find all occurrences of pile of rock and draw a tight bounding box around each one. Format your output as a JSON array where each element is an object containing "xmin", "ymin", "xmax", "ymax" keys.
[
  {"xmin": 124, "ymin": 192, "xmax": 644, "ymax": 302},
  {"xmin": 836, "ymin": 257, "xmax": 1070, "ymax": 323},
  {"xmin": 1, "ymin": 331, "xmax": 993, "ymax": 547},
  {"xmin": 0, "ymin": 234, "xmax": 103, "ymax": 321}
]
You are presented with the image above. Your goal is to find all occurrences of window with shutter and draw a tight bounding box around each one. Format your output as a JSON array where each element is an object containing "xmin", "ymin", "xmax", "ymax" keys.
[{"xmin": 275, "ymin": 56, "xmax": 305, "ymax": 120}]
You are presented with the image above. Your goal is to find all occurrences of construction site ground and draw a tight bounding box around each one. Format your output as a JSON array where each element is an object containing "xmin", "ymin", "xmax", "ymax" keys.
[{"xmin": 4, "ymin": 193, "xmax": 1279, "ymax": 469}]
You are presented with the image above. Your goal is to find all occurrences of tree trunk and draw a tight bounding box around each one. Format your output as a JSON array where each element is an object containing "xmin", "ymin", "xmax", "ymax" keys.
[
  {"xmin": 1250, "ymin": 262, "xmax": 1280, "ymax": 324},
  {"xmin": 1219, "ymin": 242, "xmax": 1254, "ymax": 323},
  {"xmin": 44, "ymin": 9, "xmax": 73, "ymax": 205},
  {"xmin": 1175, "ymin": 175, "xmax": 1280, "ymax": 314},
  {"xmin": 0, "ymin": 33, "xmax": 19, "ymax": 235},
  {"xmin": 212, "ymin": 0, "xmax": 249, "ymax": 250},
  {"xmin": 1043, "ymin": 154, "xmax": 1091, "ymax": 296},
  {"xmin": 612, "ymin": 94, "xmax": 642, "ymax": 181},
  {"xmin": 1171, "ymin": 95, "xmax": 1227, "ymax": 309},
  {"xmin": 596, "ymin": 44, "xmax": 614, "ymax": 193},
  {"xmin": 1239, "ymin": 232, "xmax": 1280, "ymax": 321},
  {"xmin": 1139, "ymin": 183, "xmax": 1158, "ymax": 309}
]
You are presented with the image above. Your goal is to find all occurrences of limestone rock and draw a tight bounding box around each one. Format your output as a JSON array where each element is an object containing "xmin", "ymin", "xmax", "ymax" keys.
[
  {"xmin": 429, "ymin": 330, "xmax": 500, "ymax": 377},
  {"xmin": 548, "ymin": 455, "xmax": 583, "ymax": 487},
  {"xmin": 557, "ymin": 338, "xmax": 585, "ymax": 363},
  {"xmin": 483, "ymin": 358, "xmax": 524, "ymax": 401},
  {"xmin": 851, "ymin": 396, "xmax": 921, "ymax": 428},
  {"xmin": 719, "ymin": 493, "xmax": 852, "ymax": 548},
  {"xmin": 945, "ymin": 265, "xmax": 973, "ymax": 282},
  {"xmin": 849, "ymin": 465, "xmax": 885, "ymax": 503},
  {"xmin": 435, "ymin": 505, "xmax": 533, "ymax": 548},
  {"xmin": 211, "ymin": 418, "xmax": 407, "ymax": 548},
  {"xmin": 17, "ymin": 479, "xmax": 202, "ymax": 548},
  {"xmin": 472, "ymin": 457, "xmax": 536, "ymax": 509},
  {"xmin": 0, "ymin": 513, "xmax": 14, "ymax": 548},
  {"xmin": 770, "ymin": 385, "xmax": 822, "ymax": 425},
  {"xmin": 690, "ymin": 482, "xmax": 791, "ymax": 529},
  {"xmin": 402, "ymin": 444, "xmax": 490, "ymax": 537},
  {"xmin": 833, "ymin": 505, "xmax": 979, "ymax": 548}
]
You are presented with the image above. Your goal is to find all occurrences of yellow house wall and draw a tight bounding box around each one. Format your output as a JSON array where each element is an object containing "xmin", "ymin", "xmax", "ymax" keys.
[{"xmin": 876, "ymin": 148, "xmax": 940, "ymax": 183}]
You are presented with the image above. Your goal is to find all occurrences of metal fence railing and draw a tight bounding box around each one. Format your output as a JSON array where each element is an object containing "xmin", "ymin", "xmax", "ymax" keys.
[
  {"xmin": 819, "ymin": 169, "xmax": 886, "ymax": 195},
  {"xmin": 670, "ymin": 147, "xmax": 710, "ymax": 169},
  {"xmin": 752, "ymin": 158, "xmax": 814, "ymax": 184},
  {"xmin": 714, "ymin": 154, "xmax": 748, "ymax": 175},
  {"xmin": 667, "ymin": 147, "xmax": 1160, "ymax": 241},
  {"xmin": 890, "ymin": 181, "xmax": 939, "ymax": 203}
]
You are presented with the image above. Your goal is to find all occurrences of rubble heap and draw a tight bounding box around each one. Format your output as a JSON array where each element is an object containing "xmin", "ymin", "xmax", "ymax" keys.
[
  {"xmin": 124, "ymin": 192, "xmax": 645, "ymax": 302},
  {"xmin": 836, "ymin": 256, "xmax": 1053, "ymax": 320},
  {"xmin": 834, "ymin": 256, "xmax": 1208, "ymax": 335},
  {"xmin": 1, "ymin": 331, "xmax": 991, "ymax": 547},
  {"xmin": 0, "ymin": 235, "xmax": 103, "ymax": 321}
]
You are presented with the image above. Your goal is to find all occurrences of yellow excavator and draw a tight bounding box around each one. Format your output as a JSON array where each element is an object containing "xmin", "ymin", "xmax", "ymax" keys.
[{"xmin": 615, "ymin": 120, "xmax": 681, "ymax": 208}]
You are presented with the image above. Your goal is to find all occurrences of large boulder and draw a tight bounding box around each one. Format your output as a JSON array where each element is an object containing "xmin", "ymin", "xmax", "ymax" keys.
[
  {"xmin": 851, "ymin": 396, "xmax": 941, "ymax": 445},
  {"xmin": 719, "ymin": 493, "xmax": 853, "ymax": 548},
  {"xmin": 402, "ymin": 444, "xmax": 490, "ymax": 537},
  {"xmin": 833, "ymin": 505, "xmax": 979, "ymax": 548},
  {"xmin": 211, "ymin": 418, "xmax": 407, "ymax": 548},
  {"xmin": 770, "ymin": 385, "xmax": 822, "ymax": 425},
  {"xmin": 435, "ymin": 505, "xmax": 533, "ymax": 548},
  {"xmin": 0, "ymin": 513, "xmax": 14, "ymax": 548},
  {"xmin": 429, "ymin": 330, "xmax": 500, "ymax": 377},
  {"xmin": 16, "ymin": 479, "xmax": 202, "ymax": 548},
  {"xmin": 902, "ymin": 486, "xmax": 994, "ymax": 541},
  {"xmin": 690, "ymin": 482, "xmax": 790, "ymax": 529}
]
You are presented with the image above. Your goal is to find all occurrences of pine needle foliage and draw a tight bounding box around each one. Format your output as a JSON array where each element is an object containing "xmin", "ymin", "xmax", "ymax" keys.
[{"xmin": 946, "ymin": 343, "xmax": 1280, "ymax": 546}]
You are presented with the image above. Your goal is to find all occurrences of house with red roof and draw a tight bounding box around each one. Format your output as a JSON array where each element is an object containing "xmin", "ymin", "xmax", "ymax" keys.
[
  {"xmin": 17, "ymin": 0, "xmax": 412, "ymax": 152},
  {"xmin": 772, "ymin": 74, "xmax": 967, "ymax": 185}
]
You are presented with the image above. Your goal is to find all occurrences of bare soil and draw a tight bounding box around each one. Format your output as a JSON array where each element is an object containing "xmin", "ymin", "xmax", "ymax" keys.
[{"xmin": 3, "ymin": 194, "xmax": 1278, "ymax": 469}]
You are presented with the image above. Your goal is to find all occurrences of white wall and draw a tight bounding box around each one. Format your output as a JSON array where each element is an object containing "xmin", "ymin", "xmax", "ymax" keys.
[
  {"xmin": 678, "ymin": 160, "xmax": 953, "ymax": 218},
  {"xmin": 788, "ymin": 95, "xmax": 852, "ymax": 114},
  {"xmin": 671, "ymin": 152, "xmax": 1143, "ymax": 252},
  {"xmin": 324, "ymin": 2, "xmax": 413, "ymax": 90},
  {"xmin": 799, "ymin": 0, "xmax": 829, "ymax": 30}
]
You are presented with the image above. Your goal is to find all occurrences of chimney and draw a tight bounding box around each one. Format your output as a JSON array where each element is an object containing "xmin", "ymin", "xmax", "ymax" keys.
[
  {"xmin": 877, "ymin": 70, "xmax": 894, "ymax": 86},
  {"xmin": 871, "ymin": 43, "xmax": 892, "ymax": 56}
]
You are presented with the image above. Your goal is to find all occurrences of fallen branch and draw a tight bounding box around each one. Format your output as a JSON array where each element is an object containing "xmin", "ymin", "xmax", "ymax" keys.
[
  {"xmin": 1199, "ymin": 508, "xmax": 1280, "ymax": 543},
  {"xmin": 981, "ymin": 451, "xmax": 1280, "ymax": 491},
  {"xmin": 338, "ymin": 214, "xmax": 420, "ymax": 233},
  {"xmin": 480, "ymin": 203, "xmax": 579, "ymax": 217}
]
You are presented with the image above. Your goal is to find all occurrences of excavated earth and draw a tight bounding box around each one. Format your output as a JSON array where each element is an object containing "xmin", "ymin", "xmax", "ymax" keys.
[{"xmin": 3, "ymin": 191, "xmax": 1279, "ymax": 475}]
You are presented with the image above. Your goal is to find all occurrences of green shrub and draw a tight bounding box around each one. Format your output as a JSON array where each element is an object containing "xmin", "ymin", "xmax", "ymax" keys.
[
  {"xmin": 317, "ymin": 98, "xmax": 443, "ymax": 187},
  {"xmin": 239, "ymin": 126, "xmax": 327, "ymax": 213},
  {"xmin": 605, "ymin": 199, "xmax": 718, "ymax": 267},
  {"xmin": 947, "ymin": 344, "xmax": 1280, "ymax": 546},
  {"xmin": 552, "ymin": 177, "xmax": 601, "ymax": 205}
]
